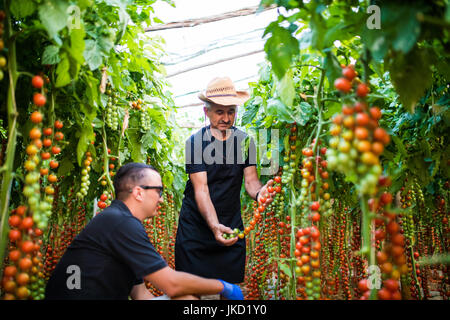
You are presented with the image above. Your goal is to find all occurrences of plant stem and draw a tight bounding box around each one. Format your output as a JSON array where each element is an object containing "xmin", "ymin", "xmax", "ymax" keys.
[
  {"xmin": 361, "ymin": 49, "xmax": 370, "ymax": 84},
  {"xmin": 295, "ymin": 64, "xmax": 324, "ymax": 71},
  {"xmin": 311, "ymin": 69, "xmax": 325, "ymax": 200},
  {"xmin": 0, "ymin": 0, "xmax": 19, "ymax": 277},
  {"xmin": 311, "ymin": 68, "xmax": 325, "ymax": 155},
  {"xmin": 102, "ymin": 123, "xmax": 115, "ymax": 198}
]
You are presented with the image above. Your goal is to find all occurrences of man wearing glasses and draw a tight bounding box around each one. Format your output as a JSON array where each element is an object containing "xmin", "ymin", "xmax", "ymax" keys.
[{"xmin": 45, "ymin": 162, "xmax": 243, "ymax": 300}]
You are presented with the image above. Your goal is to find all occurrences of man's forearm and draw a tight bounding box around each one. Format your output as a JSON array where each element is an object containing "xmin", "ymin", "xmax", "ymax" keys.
[
  {"xmin": 171, "ymin": 270, "xmax": 224, "ymax": 298},
  {"xmin": 130, "ymin": 283, "xmax": 155, "ymax": 300},
  {"xmin": 245, "ymin": 180, "xmax": 263, "ymax": 200},
  {"xmin": 145, "ymin": 267, "xmax": 224, "ymax": 298},
  {"xmin": 194, "ymin": 188, "xmax": 219, "ymax": 230}
]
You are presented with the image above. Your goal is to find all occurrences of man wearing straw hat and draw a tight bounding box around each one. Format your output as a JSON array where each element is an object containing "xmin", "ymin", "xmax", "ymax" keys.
[{"xmin": 175, "ymin": 77, "xmax": 270, "ymax": 296}]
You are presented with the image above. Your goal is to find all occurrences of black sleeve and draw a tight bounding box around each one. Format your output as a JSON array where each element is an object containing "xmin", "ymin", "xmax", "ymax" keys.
[
  {"xmin": 107, "ymin": 218, "xmax": 167, "ymax": 279},
  {"xmin": 244, "ymin": 136, "xmax": 257, "ymax": 168},
  {"xmin": 185, "ymin": 134, "xmax": 207, "ymax": 174}
]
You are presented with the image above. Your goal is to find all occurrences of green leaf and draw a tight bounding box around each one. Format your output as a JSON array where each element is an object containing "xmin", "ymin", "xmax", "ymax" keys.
[
  {"xmin": 77, "ymin": 0, "xmax": 93, "ymax": 11},
  {"xmin": 84, "ymin": 74, "xmax": 100, "ymax": 108},
  {"xmin": 128, "ymin": 131, "xmax": 145, "ymax": 162},
  {"xmin": 38, "ymin": 0, "xmax": 69, "ymax": 40},
  {"xmin": 42, "ymin": 45, "xmax": 61, "ymax": 65},
  {"xmin": 58, "ymin": 157, "xmax": 75, "ymax": 177},
  {"xmin": 391, "ymin": 135, "xmax": 407, "ymax": 157},
  {"xmin": 361, "ymin": 28, "xmax": 388, "ymax": 62},
  {"xmin": 80, "ymin": 102, "xmax": 97, "ymax": 122},
  {"xmin": 279, "ymin": 262, "xmax": 292, "ymax": 278},
  {"xmin": 162, "ymin": 170, "xmax": 174, "ymax": 188},
  {"xmin": 323, "ymin": 22, "xmax": 352, "ymax": 48},
  {"xmin": 362, "ymin": 4, "xmax": 421, "ymax": 61},
  {"xmin": 267, "ymin": 98, "xmax": 295, "ymax": 123},
  {"xmin": 172, "ymin": 167, "xmax": 186, "ymax": 192},
  {"xmin": 324, "ymin": 52, "xmax": 342, "ymax": 88},
  {"xmin": 264, "ymin": 24, "xmax": 299, "ymax": 79},
  {"xmin": 241, "ymin": 98, "xmax": 261, "ymax": 125},
  {"xmin": 309, "ymin": 5, "xmax": 327, "ymax": 50},
  {"xmin": 115, "ymin": 6, "xmax": 130, "ymax": 44},
  {"xmin": 385, "ymin": 5, "xmax": 421, "ymax": 54},
  {"xmin": 388, "ymin": 48, "xmax": 432, "ymax": 113},
  {"xmin": 294, "ymin": 102, "xmax": 313, "ymax": 126},
  {"xmin": 141, "ymin": 131, "xmax": 155, "ymax": 149},
  {"xmin": 323, "ymin": 102, "xmax": 341, "ymax": 120},
  {"xmin": 10, "ymin": 0, "xmax": 36, "ymax": 18},
  {"xmin": 68, "ymin": 26, "xmax": 86, "ymax": 65},
  {"xmin": 419, "ymin": 140, "xmax": 431, "ymax": 158},
  {"xmin": 98, "ymin": 34, "xmax": 115, "ymax": 53},
  {"xmin": 446, "ymin": 2, "xmax": 450, "ymax": 23},
  {"xmin": 55, "ymin": 53, "xmax": 71, "ymax": 87},
  {"xmin": 276, "ymin": 69, "xmax": 295, "ymax": 107},
  {"xmin": 83, "ymin": 39, "xmax": 103, "ymax": 71},
  {"xmin": 435, "ymin": 57, "xmax": 450, "ymax": 81},
  {"xmin": 76, "ymin": 123, "xmax": 95, "ymax": 166}
]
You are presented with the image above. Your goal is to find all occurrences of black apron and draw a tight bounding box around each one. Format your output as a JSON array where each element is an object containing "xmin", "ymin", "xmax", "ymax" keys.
[{"xmin": 175, "ymin": 126, "xmax": 252, "ymax": 283}]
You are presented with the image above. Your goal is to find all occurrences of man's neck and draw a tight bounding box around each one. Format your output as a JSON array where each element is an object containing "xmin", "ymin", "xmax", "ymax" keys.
[{"xmin": 121, "ymin": 200, "xmax": 145, "ymax": 222}]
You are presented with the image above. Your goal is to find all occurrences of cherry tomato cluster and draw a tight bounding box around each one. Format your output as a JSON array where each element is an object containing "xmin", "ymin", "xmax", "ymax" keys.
[
  {"xmin": 24, "ymin": 75, "xmax": 62, "ymax": 230},
  {"xmin": 105, "ymin": 84, "xmax": 120, "ymax": 130},
  {"xmin": 244, "ymin": 199, "xmax": 281, "ymax": 300},
  {"xmin": 223, "ymin": 228, "xmax": 245, "ymax": 240},
  {"xmin": 362, "ymin": 186, "xmax": 407, "ymax": 299},
  {"xmin": 245, "ymin": 229, "xmax": 272, "ymax": 299},
  {"xmin": 143, "ymin": 192, "xmax": 178, "ymax": 297},
  {"xmin": 297, "ymin": 142, "xmax": 331, "ymax": 223},
  {"xmin": 42, "ymin": 219, "xmax": 78, "ymax": 285},
  {"xmin": 77, "ymin": 151, "xmax": 92, "ymax": 199},
  {"xmin": 350, "ymin": 219, "xmax": 367, "ymax": 298},
  {"xmin": 295, "ymin": 226, "xmax": 321, "ymax": 300},
  {"xmin": 327, "ymin": 65, "xmax": 389, "ymax": 196},
  {"xmin": 280, "ymin": 124, "xmax": 299, "ymax": 185},
  {"xmin": 337, "ymin": 209, "xmax": 351, "ymax": 299},
  {"xmin": 2, "ymin": 205, "xmax": 44, "ymax": 300},
  {"xmin": 243, "ymin": 178, "xmax": 278, "ymax": 236},
  {"xmin": 416, "ymin": 228, "xmax": 432, "ymax": 299},
  {"xmin": 97, "ymin": 153, "xmax": 116, "ymax": 212}
]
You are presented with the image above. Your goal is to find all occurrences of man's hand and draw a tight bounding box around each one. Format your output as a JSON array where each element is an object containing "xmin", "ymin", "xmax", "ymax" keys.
[
  {"xmin": 218, "ymin": 280, "xmax": 244, "ymax": 300},
  {"xmin": 212, "ymin": 223, "xmax": 239, "ymax": 246},
  {"xmin": 256, "ymin": 179, "xmax": 274, "ymax": 203}
]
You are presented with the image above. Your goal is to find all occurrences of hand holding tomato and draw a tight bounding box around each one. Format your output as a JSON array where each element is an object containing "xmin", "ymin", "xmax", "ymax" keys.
[
  {"xmin": 212, "ymin": 223, "xmax": 239, "ymax": 246},
  {"xmin": 257, "ymin": 179, "xmax": 274, "ymax": 203}
]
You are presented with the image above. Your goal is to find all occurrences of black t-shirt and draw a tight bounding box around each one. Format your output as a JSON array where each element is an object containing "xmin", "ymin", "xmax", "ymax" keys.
[{"xmin": 45, "ymin": 200, "xmax": 167, "ymax": 300}]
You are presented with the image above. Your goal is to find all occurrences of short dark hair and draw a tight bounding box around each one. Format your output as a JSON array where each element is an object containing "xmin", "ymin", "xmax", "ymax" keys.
[{"xmin": 113, "ymin": 163, "xmax": 159, "ymax": 200}]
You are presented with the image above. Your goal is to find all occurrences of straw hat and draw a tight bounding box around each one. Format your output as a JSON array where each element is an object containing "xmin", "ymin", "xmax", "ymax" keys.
[{"xmin": 198, "ymin": 77, "xmax": 250, "ymax": 106}]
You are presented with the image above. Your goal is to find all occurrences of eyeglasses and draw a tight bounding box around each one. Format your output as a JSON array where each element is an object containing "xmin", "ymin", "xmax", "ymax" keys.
[{"xmin": 129, "ymin": 185, "xmax": 164, "ymax": 197}]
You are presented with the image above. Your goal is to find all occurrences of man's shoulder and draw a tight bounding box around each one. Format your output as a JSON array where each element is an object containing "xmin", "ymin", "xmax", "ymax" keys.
[
  {"xmin": 92, "ymin": 201, "xmax": 138, "ymax": 226},
  {"xmin": 186, "ymin": 127, "xmax": 207, "ymax": 143}
]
